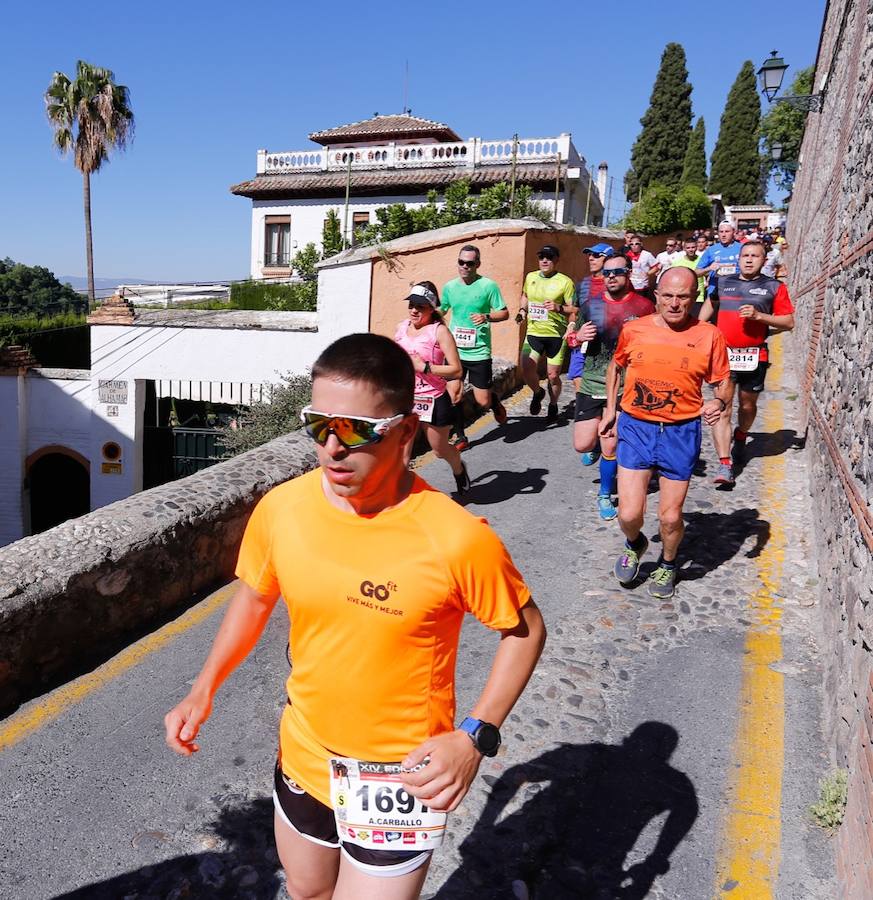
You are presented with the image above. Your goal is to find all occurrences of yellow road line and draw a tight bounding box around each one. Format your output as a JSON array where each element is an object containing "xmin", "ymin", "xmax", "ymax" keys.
[
  {"xmin": 713, "ymin": 343, "xmax": 786, "ymax": 897},
  {"xmin": 0, "ymin": 582, "xmax": 236, "ymax": 753}
]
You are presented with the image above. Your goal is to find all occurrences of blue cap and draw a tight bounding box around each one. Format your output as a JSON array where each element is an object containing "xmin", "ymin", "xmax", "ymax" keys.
[{"xmin": 583, "ymin": 243, "xmax": 615, "ymax": 256}]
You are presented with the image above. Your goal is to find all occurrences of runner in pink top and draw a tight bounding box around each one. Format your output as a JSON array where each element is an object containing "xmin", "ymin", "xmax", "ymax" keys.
[{"xmin": 394, "ymin": 281, "xmax": 471, "ymax": 495}]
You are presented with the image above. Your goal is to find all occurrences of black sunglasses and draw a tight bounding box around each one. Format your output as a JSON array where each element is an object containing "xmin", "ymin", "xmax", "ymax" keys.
[
  {"xmin": 603, "ymin": 267, "xmax": 629, "ymax": 277},
  {"xmin": 457, "ymin": 259, "xmax": 479, "ymax": 267},
  {"xmin": 537, "ymin": 253, "xmax": 557, "ymax": 261},
  {"xmin": 589, "ymin": 252, "xmax": 607, "ymax": 259}
]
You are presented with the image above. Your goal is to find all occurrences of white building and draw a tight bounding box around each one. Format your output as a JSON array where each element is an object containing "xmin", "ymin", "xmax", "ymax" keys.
[{"xmin": 231, "ymin": 113, "xmax": 606, "ymax": 279}]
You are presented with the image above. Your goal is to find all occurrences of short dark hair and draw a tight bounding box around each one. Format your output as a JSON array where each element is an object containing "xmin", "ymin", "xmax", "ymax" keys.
[
  {"xmin": 459, "ymin": 244, "xmax": 480, "ymax": 262},
  {"xmin": 741, "ymin": 240, "xmax": 766, "ymax": 254},
  {"xmin": 311, "ymin": 333, "xmax": 414, "ymax": 414},
  {"xmin": 606, "ymin": 253, "xmax": 631, "ymax": 270}
]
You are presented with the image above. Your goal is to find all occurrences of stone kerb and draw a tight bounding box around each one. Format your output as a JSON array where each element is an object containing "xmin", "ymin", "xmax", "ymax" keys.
[{"xmin": 0, "ymin": 431, "xmax": 317, "ymax": 713}]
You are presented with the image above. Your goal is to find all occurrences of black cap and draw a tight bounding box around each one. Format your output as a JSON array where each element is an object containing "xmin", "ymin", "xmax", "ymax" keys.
[{"xmin": 537, "ymin": 244, "xmax": 560, "ymax": 259}]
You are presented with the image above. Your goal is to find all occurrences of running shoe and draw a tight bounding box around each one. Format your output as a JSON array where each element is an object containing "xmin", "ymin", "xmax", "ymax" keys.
[
  {"xmin": 580, "ymin": 450, "xmax": 601, "ymax": 466},
  {"xmin": 613, "ymin": 535, "xmax": 649, "ymax": 584},
  {"xmin": 597, "ymin": 494, "xmax": 617, "ymax": 521},
  {"xmin": 453, "ymin": 462, "xmax": 472, "ymax": 494},
  {"xmin": 546, "ymin": 403, "xmax": 559, "ymax": 423},
  {"xmin": 492, "ymin": 398, "xmax": 508, "ymax": 425},
  {"xmin": 647, "ymin": 565, "xmax": 677, "ymax": 599},
  {"xmin": 529, "ymin": 388, "xmax": 546, "ymax": 416},
  {"xmin": 713, "ymin": 462, "xmax": 735, "ymax": 486},
  {"xmin": 453, "ymin": 434, "xmax": 470, "ymax": 452}
]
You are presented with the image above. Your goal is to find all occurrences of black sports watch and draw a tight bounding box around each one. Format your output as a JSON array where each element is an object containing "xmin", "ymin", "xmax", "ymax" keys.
[{"xmin": 459, "ymin": 716, "xmax": 502, "ymax": 757}]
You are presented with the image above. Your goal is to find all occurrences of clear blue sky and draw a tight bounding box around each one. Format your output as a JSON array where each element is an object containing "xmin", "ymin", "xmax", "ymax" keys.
[{"xmin": 1, "ymin": 0, "xmax": 825, "ymax": 282}]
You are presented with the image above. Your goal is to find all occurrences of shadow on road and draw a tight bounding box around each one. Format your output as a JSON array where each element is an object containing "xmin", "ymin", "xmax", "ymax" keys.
[
  {"xmin": 466, "ymin": 404, "xmax": 574, "ymax": 450},
  {"xmin": 675, "ymin": 507, "xmax": 771, "ymax": 581},
  {"xmin": 435, "ymin": 722, "xmax": 698, "ymax": 899},
  {"xmin": 458, "ymin": 467, "xmax": 549, "ymax": 505},
  {"xmin": 55, "ymin": 797, "xmax": 282, "ymax": 900}
]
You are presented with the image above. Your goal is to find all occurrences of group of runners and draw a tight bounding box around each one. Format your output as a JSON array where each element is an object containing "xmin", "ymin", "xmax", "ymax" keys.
[{"xmin": 164, "ymin": 224, "xmax": 793, "ymax": 899}]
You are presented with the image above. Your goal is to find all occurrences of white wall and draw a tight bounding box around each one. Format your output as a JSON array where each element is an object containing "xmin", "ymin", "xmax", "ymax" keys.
[
  {"xmin": 88, "ymin": 258, "xmax": 373, "ymax": 505},
  {"xmin": 251, "ymin": 195, "xmax": 433, "ymax": 278},
  {"xmin": 0, "ymin": 374, "xmax": 93, "ymax": 548}
]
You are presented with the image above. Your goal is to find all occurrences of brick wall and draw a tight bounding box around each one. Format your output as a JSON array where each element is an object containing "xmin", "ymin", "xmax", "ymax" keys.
[{"xmin": 787, "ymin": 1, "xmax": 873, "ymax": 894}]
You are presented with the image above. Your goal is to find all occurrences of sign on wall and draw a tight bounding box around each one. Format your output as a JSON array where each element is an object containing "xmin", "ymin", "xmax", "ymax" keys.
[{"xmin": 98, "ymin": 379, "xmax": 128, "ymax": 405}]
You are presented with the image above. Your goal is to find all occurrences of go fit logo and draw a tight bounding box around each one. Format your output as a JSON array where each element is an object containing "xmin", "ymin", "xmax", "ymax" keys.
[{"xmin": 360, "ymin": 580, "xmax": 398, "ymax": 602}]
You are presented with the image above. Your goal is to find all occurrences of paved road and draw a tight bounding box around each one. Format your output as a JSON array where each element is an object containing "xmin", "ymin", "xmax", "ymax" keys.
[{"xmin": 0, "ymin": 338, "xmax": 835, "ymax": 899}]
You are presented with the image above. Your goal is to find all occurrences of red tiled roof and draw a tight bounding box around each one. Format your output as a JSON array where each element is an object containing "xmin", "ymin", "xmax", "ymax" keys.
[
  {"xmin": 230, "ymin": 164, "xmax": 566, "ymax": 200},
  {"xmin": 309, "ymin": 114, "xmax": 460, "ymax": 145}
]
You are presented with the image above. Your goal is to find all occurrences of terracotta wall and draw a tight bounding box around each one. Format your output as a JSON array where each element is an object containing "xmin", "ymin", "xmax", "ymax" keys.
[{"xmin": 369, "ymin": 226, "xmax": 623, "ymax": 364}]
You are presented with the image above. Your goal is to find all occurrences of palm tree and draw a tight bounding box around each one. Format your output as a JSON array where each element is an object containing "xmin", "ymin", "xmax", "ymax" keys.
[{"xmin": 45, "ymin": 61, "xmax": 134, "ymax": 304}]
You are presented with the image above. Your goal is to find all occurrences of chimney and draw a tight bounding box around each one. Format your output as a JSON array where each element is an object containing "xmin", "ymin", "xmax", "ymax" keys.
[{"xmin": 597, "ymin": 162, "xmax": 609, "ymax": 205}]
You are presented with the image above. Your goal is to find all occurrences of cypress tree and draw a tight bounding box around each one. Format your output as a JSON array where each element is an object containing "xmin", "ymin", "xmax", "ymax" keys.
[
  {"xmin": 708, "ymin": 61, "xmax": 762, "ymax": 203},
  {"xmin": 680, "ymin": 117, "xmax": 707, "ymax": 188},
  {"xmin": 624, "ymin": 43, "xmax": 693, "ymax": 200}
]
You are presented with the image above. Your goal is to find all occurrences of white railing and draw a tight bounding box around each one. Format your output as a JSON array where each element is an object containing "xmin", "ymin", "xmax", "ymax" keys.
[{"xmin": 257, "ymin": 135, "xmax": 572, "ymax": 175}]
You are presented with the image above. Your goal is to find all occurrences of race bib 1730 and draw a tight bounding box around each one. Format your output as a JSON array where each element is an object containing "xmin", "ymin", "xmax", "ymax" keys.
[{"xmin": 329, "ymin": 758, "xmax": 447, "ymax": 852}]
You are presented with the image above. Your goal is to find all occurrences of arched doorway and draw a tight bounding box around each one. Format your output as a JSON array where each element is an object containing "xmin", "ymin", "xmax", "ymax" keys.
[{"xmin": 28, "ymin": 449, "xmax": 90, "ymax": 534}]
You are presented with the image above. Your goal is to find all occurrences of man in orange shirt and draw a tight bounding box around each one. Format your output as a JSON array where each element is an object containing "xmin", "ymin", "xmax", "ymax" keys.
[
  {"xmin": 600, "ymin": 268, "xmax": 731, "ymax": 599},
  {"xmin": 164, "ymin": 333, "xmax": 545, "ymax": 899}
]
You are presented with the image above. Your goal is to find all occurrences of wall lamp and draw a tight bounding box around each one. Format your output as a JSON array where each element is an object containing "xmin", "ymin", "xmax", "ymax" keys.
[{"xmin": 757, "ymin": 51, "xmax": 825, "ymax": 112}]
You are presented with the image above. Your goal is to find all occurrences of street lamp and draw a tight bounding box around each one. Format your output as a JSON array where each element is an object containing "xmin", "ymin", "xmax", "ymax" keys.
[
  {"xmin": 757, "ymin": 51, "xmax": 788, "ymax": 101},
  {"xmin": 770, "ymin": 141, "xmax": 783, "ymax": 161},
  {"xmin": 758, "ymin": 50, "xmax": 825, "ymax": 112}
]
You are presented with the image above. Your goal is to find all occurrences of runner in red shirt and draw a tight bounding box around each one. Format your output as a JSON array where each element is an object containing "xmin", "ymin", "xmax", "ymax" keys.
[{"xmin": 699, "ymin": 241, "xmax": 795, "ymax": 485}]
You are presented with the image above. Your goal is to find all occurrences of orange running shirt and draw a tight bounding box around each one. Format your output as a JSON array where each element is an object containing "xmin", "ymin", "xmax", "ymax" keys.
[
  {"xmin": 235, "ymin": 468, "xmax": 531, "ymax": 806},
  {"xmin": 613, "ymin": 316, "xmax": 730, "ymax": 423}
]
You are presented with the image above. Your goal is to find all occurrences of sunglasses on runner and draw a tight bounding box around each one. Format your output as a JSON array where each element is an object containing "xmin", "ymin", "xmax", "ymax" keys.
[
  {"xmin": 300, "ymin": 406, "xmax": 407, "ymax": 449},
  {"xmin": 603, "ymin": 267, "xmax": 629, "ymax": 277},
  {"xmin": 457, "ymin": 259, "xmax": 479, "ymax": 267}
]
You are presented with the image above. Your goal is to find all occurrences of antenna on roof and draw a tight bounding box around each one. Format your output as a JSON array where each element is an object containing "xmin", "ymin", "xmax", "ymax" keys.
[{"xmin": 402, "ymin": 60, "xmax": 410, "ymax": 115}]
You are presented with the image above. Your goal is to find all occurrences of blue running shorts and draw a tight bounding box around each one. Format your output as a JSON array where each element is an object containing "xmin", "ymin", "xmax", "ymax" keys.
[
  {"xmin": 617, "ymin": 413, "xmax": 702, "ymax": 482},
  {"xmin": 568, "ymin": 347, "xmax": 586, "ymax": 380}
]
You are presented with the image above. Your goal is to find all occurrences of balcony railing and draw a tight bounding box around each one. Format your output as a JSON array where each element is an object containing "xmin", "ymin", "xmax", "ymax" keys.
[
  {"xmin": 264, "ymin": 251, "xmax": 290, "ymax": 267},
  {"xmin": 257, "ymin": 135, "xmax": 575, "ymax": 176}
]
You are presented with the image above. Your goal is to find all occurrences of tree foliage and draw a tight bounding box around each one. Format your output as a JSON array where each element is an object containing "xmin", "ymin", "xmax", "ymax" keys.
[
  {"xmin": 45, "ymin": 61, "xmax": 134, "ymax": 302},
  {"xmin": 354, "ymin": 179, "xmax": 550, "ymax": 247},
  {"xmin": 322, "ymin": 209, "xmax": 343, "ymax": 257},
  {"xmin": 760, "ymin": 66, "xmax": 814, "ymax": 192},
  {"xmin": 708, "ymin": 61, "xmax": 762, "ymax": 204},
  {"xmin": 625, "ymin": 43, "xmax": 694, "ymax": 200},
  {"xmin": 623, "ymin": 183, "xmax": 711, "ymax": 234},
  {"xmin": 680, "ymin": 117, "xmax": 707, "ymax": 188},
  {"xmin": 217, "ymin": 373, "xmax": 312, "ymax": 456},
  {"xmin": 0, "ymin": 258, "xmax": 84, "ymax": 313}
]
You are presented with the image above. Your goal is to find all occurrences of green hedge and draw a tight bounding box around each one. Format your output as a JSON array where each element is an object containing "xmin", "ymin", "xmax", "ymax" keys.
[
  {"xmin": 0, "ymin": 312, "xmax": 90, "ymax": 368},
  {"xmin": 229, "ymin": 280, "xmax": 317, "ymax": 311}
]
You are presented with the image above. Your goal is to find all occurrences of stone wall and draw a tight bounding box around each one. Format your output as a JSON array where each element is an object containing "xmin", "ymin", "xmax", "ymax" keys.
[
  {"xmin": 786, "ymin": 1, "xmax": 873, "ymax": 894},
  {"xmin": 0, "ymin": 361, "xmax": 519, "ymax": 714}
]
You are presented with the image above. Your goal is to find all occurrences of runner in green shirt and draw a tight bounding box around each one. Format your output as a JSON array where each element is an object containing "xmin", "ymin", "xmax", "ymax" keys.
[
  {"xmin": 516, "ymin": 244, "xmax": 576, "ymax": 422},
  {"xmin": 441, "ymin": 245, "xmax": 510, "ymax": 450}
]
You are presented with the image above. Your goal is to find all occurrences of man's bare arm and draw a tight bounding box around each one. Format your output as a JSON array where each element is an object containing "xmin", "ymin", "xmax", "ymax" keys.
[
  {"xmin": 164, "ymin": 582, "xmax": 279, "ymax": 755},
  {"xmin": 401, "ymin": 600, "xmax": 546, "ymax": 811},
  {"xmin": 599, "ymin": 359, "xmax": 623, "ymax": 436}
]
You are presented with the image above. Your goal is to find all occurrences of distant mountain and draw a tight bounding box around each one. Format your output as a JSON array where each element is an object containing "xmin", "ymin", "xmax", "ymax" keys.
[{"xmin": 57, "ymin": 275, "xmax": 160, "ymax": 293}]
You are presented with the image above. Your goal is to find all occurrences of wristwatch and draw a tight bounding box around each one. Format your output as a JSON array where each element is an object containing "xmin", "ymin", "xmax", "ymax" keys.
[{"xmin": 458, "ymin": 717, "xmax": 502, "ymax": 757}]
